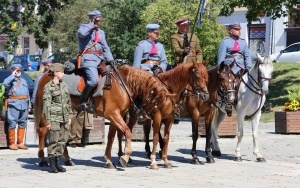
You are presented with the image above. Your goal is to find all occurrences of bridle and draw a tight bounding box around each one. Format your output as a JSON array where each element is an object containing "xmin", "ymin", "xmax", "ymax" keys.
[
  {"xmin": 185, "ymin": 66, "xmax": 209, "ymax": 100},
  {"xmin": 216, "ymin": 64, "xmax": 235, "ymax": 106}
]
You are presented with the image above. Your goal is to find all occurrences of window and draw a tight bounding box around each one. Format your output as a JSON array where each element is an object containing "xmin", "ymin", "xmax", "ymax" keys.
[
  {"xmin": 283, "ymin": 44, "xmax": 300, "ymax": 53},
  {"xmin": 23, "ymin": 37, "xmax": 30, "ymax": 54}
]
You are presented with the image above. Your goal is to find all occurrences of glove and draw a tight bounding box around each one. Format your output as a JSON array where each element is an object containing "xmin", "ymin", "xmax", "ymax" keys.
[
  {"xmin": 151, "ymin": 65, "xmax": 163, "ymax": 76},
  {"xmin": 183, "ymin": 47, "xmax": 190, "ymax": 56}
]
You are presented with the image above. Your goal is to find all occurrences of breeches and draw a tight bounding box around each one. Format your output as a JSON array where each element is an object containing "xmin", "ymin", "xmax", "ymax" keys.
[
  {"xmin": 47, "ymin": 122, "xmax": 69, "ymax": 158},
  {"xmin": 83, "ymin": 66, "xmax": 99, "ymax": 87},
  {"xmin": 7, "ymin": 107, "xmax": 28, "ymax": 129}
]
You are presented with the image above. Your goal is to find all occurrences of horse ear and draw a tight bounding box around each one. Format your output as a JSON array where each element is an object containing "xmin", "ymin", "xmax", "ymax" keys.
[
  {"xmin": 218, "ymin": 61, "xmax": 225, "ymax": 72},
  {"xmin": 202, "ymin": 60, "xmax": 208, "ymax": 67},
  {"xmin": 257, "ymin": 53, "xmax": 263, "ymax": 62}
]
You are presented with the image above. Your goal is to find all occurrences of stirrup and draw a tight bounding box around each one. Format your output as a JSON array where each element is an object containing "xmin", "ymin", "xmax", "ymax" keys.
[{"xmin": 78, "ymin": 103, "xmax": 95, "ymax": 114}]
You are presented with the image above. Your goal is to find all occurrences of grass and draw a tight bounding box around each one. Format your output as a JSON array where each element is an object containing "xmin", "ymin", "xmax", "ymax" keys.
[{"xmin": 261, "ymin": 62, "xmax": 300, "ymax": 122}]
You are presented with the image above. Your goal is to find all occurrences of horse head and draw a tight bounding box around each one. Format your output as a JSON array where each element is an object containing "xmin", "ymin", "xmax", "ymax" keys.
[
  {"xmin": 190, "ymin": 61, "xmax": 209, "ymax": 101},
  {"xmin": 253, "ymin": 53, "xmax": 274, "ymax": 95},
  {"xmin": 218, "ymin": 61, "xmax": 235, "ymax": 103}
]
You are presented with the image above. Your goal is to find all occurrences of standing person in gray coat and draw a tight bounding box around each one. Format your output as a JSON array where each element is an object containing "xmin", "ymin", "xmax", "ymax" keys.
[
  {"xmin": 3, "ymin": 64, "xmax": 31, "ymax": 150},
  {"xmin": 77, "ymin": 10, "xmax": 115, "ymax": 113}
]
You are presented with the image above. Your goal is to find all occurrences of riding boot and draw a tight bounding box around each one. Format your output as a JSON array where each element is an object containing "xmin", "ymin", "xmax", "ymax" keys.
[
  {"xmin": 55, "ymin": 157, "xmax": 66, "ymax": 172},
  {"xmin": 49, "ymin": 157, "xmax": 58, "ymax": 173},
  {"xmin": 16, "ymin": 128, "xmax": 28, "ymax": 150},
  {"xmin": 8, "ymin": 129, "xmax": 18, "ymax": 150},
  {"xmin": 78, "ymin": 84, "xmax": 95, "ymax": 114}
]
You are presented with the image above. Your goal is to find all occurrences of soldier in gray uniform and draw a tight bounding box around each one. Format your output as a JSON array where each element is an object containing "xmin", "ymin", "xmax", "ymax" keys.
[
  {"xmin": 133, "ymin": 23, "xmax": 168, "ymax": 75},
  {"xmin": 43, "ymin": 63, "xmax": 72, "ymax": 173},
  {"xmin": 3, "ymin": 64, "xmax": 31, "ymax": 150},
  {"xmin": 77, "ymin": 10, "xmax": 115, "ymax": 113},
  {"xmin": 217, "ymin": 23, "xmax": 252, "ymax": 116},
  {"xmin": 217, "ymin": 22, "xmax": 252, "ymax": 76},
  {"xmin": 31, "ymin": 58, "xmax": 52, "ymax": 105}
]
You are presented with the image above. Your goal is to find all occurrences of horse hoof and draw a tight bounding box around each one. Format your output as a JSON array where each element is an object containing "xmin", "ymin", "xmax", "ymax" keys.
[
  {"xmin": 257, "ymin": 157, "xmax": 266, "ymax": 162},
  {"xmin": 149, "ymin": 164, "xmax": 159, "ymax": 170},
  {"xmin": 119, "ymin": 156, "xmax": 128, "ymax": 168},
  {"xmin": 206, "ymin": 157, "xmax": 215, "ymax": 163},
  {"xmin": 212, "ymin": 150, "xmax": 221, "ymax": 157},
  {"xmin": 104, "ymin": 163, "xmax": 117, "ymax": 169},
  {"xmin": 234, "ymin": 157, "xmax": 242, "ymax": 162},
  {"xmin": 191, "ymin": 158, "xmax": 204, "ymax": 165},
  {"xmin": 64, "ymin": 159, "xmax": 76, "ymax": 166},
  {"xmin": 164, "ymin": 163, "xmax": 172, "ymax": 169},
  {"xmin": 39, "ymin": 161, "xmax": 49, "ymax": 167}
]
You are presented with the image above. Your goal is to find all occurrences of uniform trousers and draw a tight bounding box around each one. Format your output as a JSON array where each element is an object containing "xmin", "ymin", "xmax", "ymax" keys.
[
  {"xmin": 47, "ymin": 121, "xmax": 69, "ymax": 158},
  {"xmin": 7, "ymin": 106, "xmax": 28, "ymax": 129}
]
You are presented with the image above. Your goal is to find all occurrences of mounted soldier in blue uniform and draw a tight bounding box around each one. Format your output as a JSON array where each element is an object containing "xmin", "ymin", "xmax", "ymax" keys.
[
  {"xmin": 77, "ymin": 10, "xmax": 115, "ymax": 113},
  {"xmin": 133, "ymin": 23, "xmax": 168, "ymax": 75},
  {"xmin": 217, "ymin": 22, "xmax": 252, "ymax": 115}
]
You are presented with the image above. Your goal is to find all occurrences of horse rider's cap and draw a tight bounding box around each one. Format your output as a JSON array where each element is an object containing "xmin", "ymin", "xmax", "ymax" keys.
[
  {"xmin": 41, "ymin": 58, "xmax": 52, "ymax": 65},
  {"xmin": 87, "ymin": 10, "xmax": 101, "ymax": 17},
  {"xmin": 49, "ymin": 63, "xmax": 64, "ymax": 72},
  {"xmin": 146, "ymin": 24, "xmax": 160, "ymax": 32},
  {"xmin": 11, "ymin": 64, "xmax": 23, "ymax": 71},
  {"xmin": 229, "ymin": 22, "xmax": 241, "ymax": 29},
  {"xmin": 175, "ymin": 18, "xmax": 190, "ymax": 26}
]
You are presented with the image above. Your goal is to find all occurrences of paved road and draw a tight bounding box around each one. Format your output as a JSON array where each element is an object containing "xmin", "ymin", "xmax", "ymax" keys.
[{"xmin": 0, "ymin": 118, "xmax": 299, "ymax": 188}]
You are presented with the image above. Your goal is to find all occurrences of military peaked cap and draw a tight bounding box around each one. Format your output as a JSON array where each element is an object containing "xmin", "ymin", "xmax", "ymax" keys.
[
  {"xmin": 87, "ymin": 10, "xmax": 101, "ymax": 17},
  {"xmin": 49, "ymin": 63, "xmax": 64, "ymax": 72},
  {"xmin": 175, "ymin": 18, "xmax": 190, "ymax": 26},
  {"xmin": 146, "ymin": 24, "xmax": 160, "ymax": 32},
  {"xmin": 41, "ymin": 58, "xmax": 52, "ymax": 65},
  {"xmin": 11, "ymin": 64, "xmax": 23, "ymax": 70},
  {"xmin": 229, "ymin": 22, "xmax": 241, "ymax": 29}
]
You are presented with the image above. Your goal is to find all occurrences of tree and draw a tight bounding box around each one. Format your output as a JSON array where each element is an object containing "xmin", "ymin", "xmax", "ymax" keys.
[
  {"xmin": 140, "ymin": 0, "xmax": 227, "ymax": 65},
  {"xmin": 0, "ymin": 0, "xmax": 75, "ymax": 54},
  {"xmin": 217, "ymin": 0, "xmax": 300, "ymax": 22}
]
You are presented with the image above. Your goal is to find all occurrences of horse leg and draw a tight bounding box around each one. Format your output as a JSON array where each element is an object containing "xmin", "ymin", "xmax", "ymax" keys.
[
  {"xmin": 143, "ymin": 119, "xmax": 152, "ymax": 159},
  {"xmin": 63, "ymin": 146, "xmax": 75, "ymax": 166},
  {"xmin": 161, "ymin": 118, "xmax": 173, "ymax": 168},
  {"xmin": 205, "ymin": 112, "xmax": 215, "ymax": 163},
  {"xmin": 252, "ymin": 113, "xmax": 266, "ymax": 162},
  {"xmin": 117, "ymin": 129, "xmax": 124, "ymax": 158},
  {"xmin": 38, "ymin": 125, "xmax": 48, "ymax": 167},
  {"xmin": 211, "ymin": 110, "xmax": 226, "ymax": 157},
  {"xmin": 234, "ymin": 115, "xmax": 245, "ymax": 162},
  {"xmin": 119, "ymin": 126, "xmax": 132, "ymax": 168},
  {"xmin": 104, "ymin": 125, "xmax": 117, "ymax": 169},
  {"xmin": 158, "ymin": 129, "xmax": 164, "ymax": 159},
  {"xmin": 149, "ymin": 117, "xmax": 160, "ymax": 169},
  {"xmin": 191, "ymin": 114, "xmax": 204, "ymax": 165}
]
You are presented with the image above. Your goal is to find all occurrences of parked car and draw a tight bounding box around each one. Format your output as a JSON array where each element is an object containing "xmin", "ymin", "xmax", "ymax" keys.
[
  {"xmin": 9, "ymin": 54, "xmax": 42, "ymax": 71},
  {"xmin": 270, "ymin": 42, "xmax": 300, "ymax": 63},
  {"xmin": 47, "ymin": 52, "xmax": 71, "ymax": 63}
]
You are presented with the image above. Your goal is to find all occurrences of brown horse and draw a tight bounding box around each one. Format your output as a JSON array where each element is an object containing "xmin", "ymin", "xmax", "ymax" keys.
[
  {"xmin": 34, "ymin": 65, "xmax": 173, "ymax": 168},
  {"xmin": 117, "ymin": 62, "xmax": 209, "ymax": 168},
  {"xmin": 183, "ymin": 61, "xmax": 235, "ymax": 164}
]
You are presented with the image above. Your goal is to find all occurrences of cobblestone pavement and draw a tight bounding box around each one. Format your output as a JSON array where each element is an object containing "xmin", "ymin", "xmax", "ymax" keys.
[{"xmin": 0, "ymin": 118, "xmax": 299, "ymax": 188}]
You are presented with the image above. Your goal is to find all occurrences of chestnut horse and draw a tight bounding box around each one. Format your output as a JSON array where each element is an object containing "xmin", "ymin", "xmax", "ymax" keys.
[
  {"xmin": 34, "ymin": 65, "xmax": 172, "ymax": 168},
  {"xmin": 183, "ymin": 61, "xmax": 235, "ymax": 164},
  {"xmin": 118, "ymin": 62, "xmax": 209, "ymax": 168}
]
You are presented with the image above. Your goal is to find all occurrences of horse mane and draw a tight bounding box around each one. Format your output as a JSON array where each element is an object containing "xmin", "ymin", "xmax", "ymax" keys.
[{"xmin": 117, "ymin": 65, "xmax": 165, "ymax": 98}]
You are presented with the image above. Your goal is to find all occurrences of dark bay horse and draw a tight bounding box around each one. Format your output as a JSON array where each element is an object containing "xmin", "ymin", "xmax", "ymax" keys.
[
  {"xmin": 118, "ymin": 62, "xmax": 209, "ymax": 168},
  {"xmin": 183, "ymin": 61, "xmax": 235, "ymax": 164},
  {"xmin": 34, "ymin": 65, "xmax": 173, "ymax": 168}
]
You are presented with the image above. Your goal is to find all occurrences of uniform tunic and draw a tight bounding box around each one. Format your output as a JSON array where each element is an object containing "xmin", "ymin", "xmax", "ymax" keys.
[
  {"xmin": 217, "ymin": 36, "xmax": 252, "ymax": 74},
  {"xmin": 43, "ymin": 80, "xmax": 72, "ymax": 157},
  {"xmin": 133, "ymin": 39, "xmax": 168, "ymax": 74},
  {"xmin": 77, "ymin": 22, "xmax": 114, "ymax": 86},
  {"xmin": 171, "ymin": 32, "xmax": 203, "ymax": 64},
  {"xmin": 31, "ymin": 72, "xmax": 44, "ymax": 104},
  {"xmin": 3, "ymin": 75, "xmax": 30, "ymax": 129}
]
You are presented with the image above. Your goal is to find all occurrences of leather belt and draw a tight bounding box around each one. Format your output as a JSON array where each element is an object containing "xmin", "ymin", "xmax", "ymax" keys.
[
  {"xmin": 9, "ymin": 95, "xmax": 28, "ymax": 100},
  {"xmin": 226, "ymin": 54, "xmax": 244, "ymax": 59},
  {"xmin": 142, "ymin": 60, "xmax": 159, "ymax": 65},
  {"xmin": 83, "ymin": 50, "xmax": 103, "ymax": 54}
]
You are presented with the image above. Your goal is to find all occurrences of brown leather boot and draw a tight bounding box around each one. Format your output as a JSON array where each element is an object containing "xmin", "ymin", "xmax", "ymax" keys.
[
  {"xmin": 16, "ymin": 128, "xmax": 28, "ymax": 150},
  {"xmin": 8, "ymin": 129, "xmax": 18, "ymax": 150}
]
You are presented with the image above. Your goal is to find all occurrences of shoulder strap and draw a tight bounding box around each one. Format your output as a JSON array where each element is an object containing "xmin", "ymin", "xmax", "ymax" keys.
[{"xmin": 9, "ymin": 78, "xmax": 22, "ymax": 96}]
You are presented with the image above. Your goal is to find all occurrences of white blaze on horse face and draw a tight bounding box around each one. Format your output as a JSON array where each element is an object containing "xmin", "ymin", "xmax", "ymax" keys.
[{"xmin": 259, "ymin": 57, "xmax": 274, "ymax": 95}]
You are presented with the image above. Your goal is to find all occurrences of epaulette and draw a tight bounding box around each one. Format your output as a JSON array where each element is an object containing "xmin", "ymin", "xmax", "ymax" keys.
[{"xmin": 137, "ymin": 40, "xmax": 145, "ymax": 46}]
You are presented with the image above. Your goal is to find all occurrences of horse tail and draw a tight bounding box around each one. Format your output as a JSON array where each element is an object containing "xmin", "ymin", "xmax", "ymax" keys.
[{"xmin": 33, "ymin": 73, "xmax": 51, "ymax": 139}]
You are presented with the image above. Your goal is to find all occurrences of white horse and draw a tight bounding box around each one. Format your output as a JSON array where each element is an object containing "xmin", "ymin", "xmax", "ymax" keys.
[{"xmin": 211, "ymin": 53, "xmax": 274, "ymax": 162}]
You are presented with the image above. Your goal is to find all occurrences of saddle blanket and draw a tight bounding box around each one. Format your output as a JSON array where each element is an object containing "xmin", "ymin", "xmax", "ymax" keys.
[{"xmin": 63, "ymin": 73, "xmax": 106, "ymax": 97}]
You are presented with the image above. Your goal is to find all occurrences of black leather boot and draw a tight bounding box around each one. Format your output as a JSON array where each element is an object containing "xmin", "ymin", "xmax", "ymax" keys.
[
  {"xmin": 55, "ymin": 157, "xmax": 66, "ymax": 172},
  {"xmin": 78, "ymin": 84, "xmax": 95, "ymax": 114},
  {"xmin": 49, "ymin": 157, "xmax": 58, "ymax": 173}
]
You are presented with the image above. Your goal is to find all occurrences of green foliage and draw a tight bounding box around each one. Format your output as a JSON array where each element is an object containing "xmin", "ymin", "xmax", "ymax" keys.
[
  {"xmin": 141, "ymin": 0, "xmax": 227, "ymax": 65},
  {"xmin": 287, "ymin": 88, "xmax": 300, "ymax": 102},
  {"xmin": 217, "ymin": 0, "xmax": 300, "ymax": 22}
]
